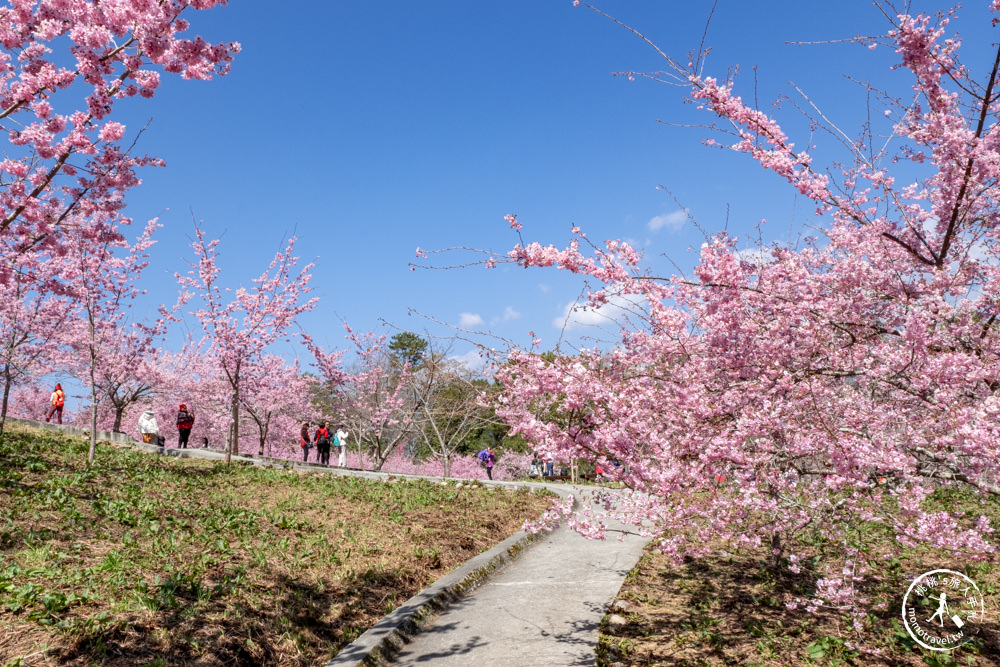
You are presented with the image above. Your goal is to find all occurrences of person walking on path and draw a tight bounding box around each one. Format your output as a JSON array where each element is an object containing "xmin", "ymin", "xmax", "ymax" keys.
[
  {"xmin": 335, "ymin": 424, "xmax": 349, "ymax": 467},
  {"xmin": 45, "ymin": 383, "xmax": 65, "ymax": 424},
  {"xmin": 176, "ymin": 404, "xmax": 194, "ymax": 448},
  {"xmin": 542, "ymin": 449, "xmax": 555, "ymax": 477},
  {"xmin": 137, "ymin": 408, "xmax": 164, "ymax": 447},
  {"xmin": 315, "ymin": 421, "xmax": 332, "ymax": 466},
  {"xmin": 300, "ymin": 422, "xmax": 312, "ymax": 462}
]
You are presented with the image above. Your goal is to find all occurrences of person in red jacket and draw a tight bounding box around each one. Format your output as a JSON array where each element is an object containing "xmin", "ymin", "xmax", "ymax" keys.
[
  {"xmin": 45, "ymin": 383, "xmax": 65, "ymax": 424},
  {"xmin": 176, "ymin": 404, "xmax": 195, "ymax": 449},
  {"xmin": 315, "ymin": 421, "xmax": 332, "ymax": 466}
]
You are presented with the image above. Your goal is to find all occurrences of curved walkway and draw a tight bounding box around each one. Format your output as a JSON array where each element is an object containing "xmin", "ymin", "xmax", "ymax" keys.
[
  {"xmin": 10, "ymin": 419, "xmax": 651, "ymax": 666},
  {"xmin": 385, "ymin": 500, "xmax": 648, "ymax": 667}
]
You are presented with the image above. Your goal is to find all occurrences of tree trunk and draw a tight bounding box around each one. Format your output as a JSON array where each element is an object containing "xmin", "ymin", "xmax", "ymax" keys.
[
  {"xmin": 87, "ymin": 311, "xmax": 97, "ymax": 464},
  {"xmin": 0, "ymin": 362, "xmax": 12, "ymax": 438},
  {"xmin": 258, "ymin": 412, "xmax": 270, "ymax": 456},
  {"xmin": 771, "ymin": 531, "xmax": 783, "ymax": 570},
  {"xmin": 225, "ymin": 361, "xmax": 240, "ymax": 465},
  {"xmin": 443, "ymin": 451, "xmax": 451, "ymax": 479},
  {"xmin": 225, "ymin": 391, "xmax": 235, "ymax": 465},
  {"xmin": 112, "ymin": 404, "xmax": 124, "ymax": 433}
]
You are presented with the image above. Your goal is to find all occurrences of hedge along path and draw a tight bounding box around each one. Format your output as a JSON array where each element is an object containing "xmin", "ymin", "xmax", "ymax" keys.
[{"xmin": 0, "ymin": 421, "xmax": 557, "ymax": 666}]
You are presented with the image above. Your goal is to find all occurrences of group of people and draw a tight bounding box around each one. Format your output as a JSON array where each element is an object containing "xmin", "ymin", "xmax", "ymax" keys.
[
  {"xmin": 529, "ymin": 450, "xmax": 556, "ymax": 478},
  {"xmin": 38, "ymin": 383, "xmax": 606, "ymax": 481},
  {"xmin": 300, "ymin": 421, "xmax": 350, "ymax": 467},
  {"xmin": 138, "ymin": 403, "xmax": 201, "ymax": 449},
  {"xmin": 39, "ymin": 382, "xmax": 358, "ymax": 464}
]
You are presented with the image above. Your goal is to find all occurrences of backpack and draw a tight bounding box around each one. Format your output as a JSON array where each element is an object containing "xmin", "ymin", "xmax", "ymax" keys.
[{"xmin": 317, "ymin": 431, "xmax": 331, "ymax": 447}]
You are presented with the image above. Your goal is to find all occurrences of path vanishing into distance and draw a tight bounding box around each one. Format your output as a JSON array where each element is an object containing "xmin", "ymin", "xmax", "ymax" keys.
[
  {"xmin": 15, "ymin": 419, "xmax": 652, "ymax": 666},
  {"xmin": 384, "ymin": 498, "xmax": 649, "ymax": 667}
]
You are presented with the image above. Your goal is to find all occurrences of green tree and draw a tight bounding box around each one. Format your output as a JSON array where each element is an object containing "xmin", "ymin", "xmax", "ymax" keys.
[{"xmin": 388, "ymin": 332, "xmax": 429, "ymax": 369}]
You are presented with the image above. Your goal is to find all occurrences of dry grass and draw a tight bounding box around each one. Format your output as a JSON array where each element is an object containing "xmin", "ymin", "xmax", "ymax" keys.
[
  {"xmin": 0, "ymin": 424, "xmax": 553, "ymax": 666},
  {"xmin": 599, "ymin": 491, "xmax": 1000, "ymax": 667}
]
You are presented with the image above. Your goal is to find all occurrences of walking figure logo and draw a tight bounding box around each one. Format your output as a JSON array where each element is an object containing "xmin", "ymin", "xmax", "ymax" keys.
[{"xmin": 902, "ymin": 569, "xmax": 984, "ymax": 651}]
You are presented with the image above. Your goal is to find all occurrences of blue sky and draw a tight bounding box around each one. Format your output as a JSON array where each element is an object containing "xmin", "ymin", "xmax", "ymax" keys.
[{"xmin": 111, "ymin": 0, "xmax": 1000, "ymax": 366}]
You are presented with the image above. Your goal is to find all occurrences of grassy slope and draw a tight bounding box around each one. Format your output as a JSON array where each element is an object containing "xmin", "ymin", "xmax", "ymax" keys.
[
  {"xmin": 0, "ymin": 425, "xmax": 553, "ymax": 666},
  {"xmin": 599, "ymin": 487, "xmax": 1000, "ymax": 667}
]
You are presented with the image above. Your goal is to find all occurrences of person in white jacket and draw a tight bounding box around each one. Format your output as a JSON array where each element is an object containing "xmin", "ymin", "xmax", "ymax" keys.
[
  {"xmin": 335, "ymin": 425, "xmax": 349, "ymax": 467},
  {"xmin": 137, "ymin": 409, "xmax": 164, "ymax": 447}
]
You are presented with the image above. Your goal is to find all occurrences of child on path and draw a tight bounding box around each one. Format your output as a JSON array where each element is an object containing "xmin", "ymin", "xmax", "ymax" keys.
[{"xmin": 45, "ymin": 383, "xmax": 65, "ymax": 424}]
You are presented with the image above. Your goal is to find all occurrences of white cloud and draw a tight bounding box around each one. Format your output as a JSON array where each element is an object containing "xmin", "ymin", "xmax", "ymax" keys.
[
  {"xmin": 647, "ymin": 209, "xmax": 687, "ymax": 233},
  {"xmin": 459, "ymin": 312, "xmax": 484, "ymax": 328},
  {"xmin": 553, "ymin": 293, "xmax": 647, "ymax": 331},
  {"xmin": 538, "ymin": 284, "xmax": 550, "ymax": 294},
  {"xmin": 502, "ymin": 306, "xmax": 521, "ymax": 321},
  {"xmin": 449, "ymin": 349, "xmax": 486, "ymax": 370}
]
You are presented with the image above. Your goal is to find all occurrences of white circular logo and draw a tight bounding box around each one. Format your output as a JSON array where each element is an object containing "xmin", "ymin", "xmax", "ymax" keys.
[{"xmin": 902, "ymin": 569, "xmax": 984, "ymax": 651}]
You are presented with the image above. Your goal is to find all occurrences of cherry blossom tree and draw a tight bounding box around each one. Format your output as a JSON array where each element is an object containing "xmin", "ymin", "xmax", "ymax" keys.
[
  {"xmin": 0, "ymin": 0, "xmax": 238, "ymax": 263},
  {"xmin": 63, "ymin": 216, "xmax": 159, "ymax": 462},
  {"xmin": 310, "ymin": 325, "xmax": 417, "ymax": 471},
  {"xmin": 178, "ymin": 226, "xmax": 317, "ymax": 464},
  {"xmin": 428, "ymin": 2, "xmax": 1000, "ymax": 628},
  {"xmin": 97, "ymin": 340, "xmax": 162, "ymax": 433},
  {"xmin": 7, "ymin": 382, "xmax": 59, "ymax": 422},
  {"xmin": 145, "ymin": 338, "xmax": 230, "ymax": 447},
  {"xmin": 0, "ymin": 244, "xmax": 74, "ymax": 435},
  {"xmin": 240, "ymin": 354, "xmax": 312, "ymax": 457}
]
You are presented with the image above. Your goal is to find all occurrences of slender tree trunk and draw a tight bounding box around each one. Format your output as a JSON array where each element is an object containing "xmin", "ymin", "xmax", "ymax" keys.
[
  {"xmin": 225, "ymin": 360, "xmax": 240, "ymax": 465},
  {"xmin": 232, "ymin": 370, "xmax": 240, "ymax": 458},
  {"xmin": 443, "ymin": 450, "xmax": 451, "ymax": 479},
  {"xmin": 0, "ymin": 362, "xmax": 13, "ymax": 438},
  {"xmin": 87, "ymin": 311, "xmax": 97, "ymax": 464},
  {"xmin": 258, "ymin": 413, "xmax": 270, "ymax": 456},
  {"xmin": 225, "ymin": 391, "xmax": 235, "ymax": 465}
]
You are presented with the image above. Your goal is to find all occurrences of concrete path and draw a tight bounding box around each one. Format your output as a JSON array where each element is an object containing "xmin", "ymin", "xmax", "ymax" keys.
[{"xmin": 389, "ymin": 491, "xmax": 649, "ymax": 667}]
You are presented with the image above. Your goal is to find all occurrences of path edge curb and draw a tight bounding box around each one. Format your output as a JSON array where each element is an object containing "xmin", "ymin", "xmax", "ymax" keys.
[{"xmin": 322, "ymin": 487, "xmax": 577, "ymax": 667}]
